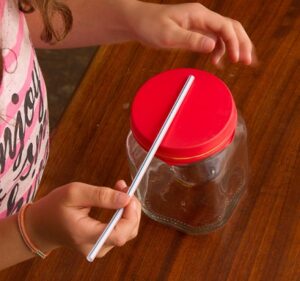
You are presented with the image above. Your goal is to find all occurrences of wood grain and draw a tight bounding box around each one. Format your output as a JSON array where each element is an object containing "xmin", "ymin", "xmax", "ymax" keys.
[{"xmin": 0, "ymin": 0, "xmax": 299, "ymax": 280}]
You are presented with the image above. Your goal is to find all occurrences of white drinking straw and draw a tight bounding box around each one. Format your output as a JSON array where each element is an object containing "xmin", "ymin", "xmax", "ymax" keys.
[{"xmin": 87, "ymin": 74, "xmax": 195, "ymax": 262}]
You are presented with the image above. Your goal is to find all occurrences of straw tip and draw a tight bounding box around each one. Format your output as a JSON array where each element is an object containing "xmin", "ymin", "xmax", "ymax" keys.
[{"xmin": 86, "ymin": 255, "xmax": 95, "ymax": 263}]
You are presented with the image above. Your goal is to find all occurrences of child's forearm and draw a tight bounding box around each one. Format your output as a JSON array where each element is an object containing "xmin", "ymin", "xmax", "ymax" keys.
[
  {"xmin": 25, "ymin": 0, "xmax": 138, "ymax": 49},
  {"xmin": 0, "ymin": 214, "xmax": 35, "ymax": 270}
]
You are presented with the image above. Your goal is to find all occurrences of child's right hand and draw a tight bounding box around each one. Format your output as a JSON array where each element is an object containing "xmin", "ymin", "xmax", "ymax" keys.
[{"xmin": 25, "ymin": 180, "xmax": 141, "ymax": 258}]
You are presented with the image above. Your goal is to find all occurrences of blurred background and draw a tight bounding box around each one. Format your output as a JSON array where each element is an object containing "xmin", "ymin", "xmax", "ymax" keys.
[{"xmin": 36, "ymin": 47, "xmax": 98, "ymax": 131}]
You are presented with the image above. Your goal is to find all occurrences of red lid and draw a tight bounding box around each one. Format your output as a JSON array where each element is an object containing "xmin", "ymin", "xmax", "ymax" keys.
[{"xmin": 130, "ymin": 68, "xmax": 237, "ymax": 165}]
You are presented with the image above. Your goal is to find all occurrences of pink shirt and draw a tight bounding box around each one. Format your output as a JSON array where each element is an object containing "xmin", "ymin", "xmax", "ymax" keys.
[{"xmin": 0, "ymin": 0, "xmax": 49, "ymax": 218}]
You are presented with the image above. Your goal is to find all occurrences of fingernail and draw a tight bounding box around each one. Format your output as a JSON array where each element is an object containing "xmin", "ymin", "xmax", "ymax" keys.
[
  {"xmin": 202, "ymin": 38, "xmax": 215, "ymax": 53},
  {"xmin": 212, "ymin": 57, "xmax": 224, "ymax": 69},
  {"xmin": 132, "ymin": 200, "xmax": 136, "ymax": 210},
  {"xmin": 234, "ymin": 52, "xmax": 239, "ymax": 63},
  {"xmin": 243, "ymin": 53, "xmax": 252, "ymax": 65},
  {"xmin": 119, "ymin": 180, "xmax": 127, "ymax": 190},
  {"xmin": 115, "ymin": 192, "xmax": 129, "ymax": 205},
  {"xmin": 214, "ymin": 56, "xmax": 221, "ymax": 65},
  {"xmin": 230, "ymin": 49, "xmax": 239, "ymax": 63}
]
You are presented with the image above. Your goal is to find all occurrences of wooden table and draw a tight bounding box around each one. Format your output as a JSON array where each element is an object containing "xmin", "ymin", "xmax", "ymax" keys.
[{"xmin": 1, "ymin": 0, "xmax": 299, "ymax": 280}]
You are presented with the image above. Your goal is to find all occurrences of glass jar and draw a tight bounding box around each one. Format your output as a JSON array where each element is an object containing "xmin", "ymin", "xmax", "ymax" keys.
[{"xmin": 127, "ymin": 68, "xmax": 248, "ymax": 234}]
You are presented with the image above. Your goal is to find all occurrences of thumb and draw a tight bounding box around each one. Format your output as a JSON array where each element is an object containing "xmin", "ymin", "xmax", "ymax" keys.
[
  {"xmin": 65, "ymin": 183, "xmax": 130, "ymax": 209},
  {"xmin": 170, "ymin": 26, "xmax": 216, "ymax": 53}
]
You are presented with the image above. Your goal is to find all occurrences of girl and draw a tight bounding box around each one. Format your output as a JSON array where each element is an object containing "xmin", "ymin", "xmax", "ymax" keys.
[{"xmin": 0, "ymin": 0, "xmax": 255, "ymax": 270}]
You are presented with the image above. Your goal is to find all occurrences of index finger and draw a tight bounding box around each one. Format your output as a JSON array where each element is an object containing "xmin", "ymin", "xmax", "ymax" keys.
[{"xmin": 191, "ymin": 10, "xmax": 240, "ymax": 62}]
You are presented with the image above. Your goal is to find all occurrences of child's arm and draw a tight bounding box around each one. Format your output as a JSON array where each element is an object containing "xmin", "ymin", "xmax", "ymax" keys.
[
  {"xmin": 0, "ymin": 181, "xmax": 140, "ymax": 270},
  {"xmin": 0, "ymin": 214, "xmax": 37, "ymax": 270},
  {"xmin": 25, "ymin": 0, "xmax": 255, "ymax": 65},
  {"xmin": 25, "ymin": 0, "xmax": 136, "ymax": 48}
]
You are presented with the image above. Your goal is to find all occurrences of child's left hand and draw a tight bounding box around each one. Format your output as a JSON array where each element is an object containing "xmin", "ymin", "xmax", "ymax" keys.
[{"xmin": 123, "ymin": 1, "xmax": 255, "ymax": 66}]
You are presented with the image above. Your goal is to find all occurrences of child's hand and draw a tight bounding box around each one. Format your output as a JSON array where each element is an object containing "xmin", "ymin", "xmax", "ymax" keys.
[
  {"xmin": 125, "ymin": 1, "xmax": 255, "ymax": 65},
  {"xmin": 25, "ymin": 180, "xmax": 141, "ymax": 258}
]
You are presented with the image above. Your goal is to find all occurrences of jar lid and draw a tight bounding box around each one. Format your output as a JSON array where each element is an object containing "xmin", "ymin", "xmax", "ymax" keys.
[{"xmin": 130, "ymin": 68, "xmax": 237, "ymax": 165}]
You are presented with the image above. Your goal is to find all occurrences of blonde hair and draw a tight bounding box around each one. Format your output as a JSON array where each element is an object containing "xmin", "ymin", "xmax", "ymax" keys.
[{"xmin": 0, "ymin": 0, "xmax": 73, "ymax": 84}]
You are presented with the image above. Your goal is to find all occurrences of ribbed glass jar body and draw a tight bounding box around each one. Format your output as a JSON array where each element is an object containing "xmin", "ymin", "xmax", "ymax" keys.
[{"xmin": 126, "ymin": 114, "xmax": 248, "ymax": 234}]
